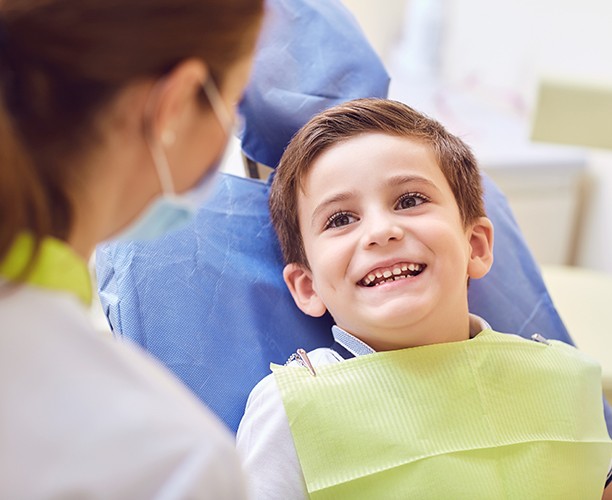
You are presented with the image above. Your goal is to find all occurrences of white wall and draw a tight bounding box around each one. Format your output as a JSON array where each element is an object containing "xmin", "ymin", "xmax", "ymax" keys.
[
  {"xmin": 443, "ymin": 0, "xmax": 612, "ymax": 100},
  {"xmin": 577, "ymin": 151, "xmax": 612, "ymax": 270},
  {"xmin": 340, "ymin": 0, "xmax": 407, "ymax": 58}
]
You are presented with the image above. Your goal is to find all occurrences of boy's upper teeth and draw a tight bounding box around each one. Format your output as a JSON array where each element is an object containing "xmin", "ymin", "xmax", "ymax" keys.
[{"xmin": 360, "ymin": 262, "xmax": 425, "ymax": 286}]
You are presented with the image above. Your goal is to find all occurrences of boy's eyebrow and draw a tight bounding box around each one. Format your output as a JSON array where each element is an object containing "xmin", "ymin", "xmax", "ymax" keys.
[
  {"xmin": 385, "ymin": 174, "xmax": 438, "ymax": 191},
  {"xmin": 311, "ymin": 191, "xmax": 356, "ymax": 227}
]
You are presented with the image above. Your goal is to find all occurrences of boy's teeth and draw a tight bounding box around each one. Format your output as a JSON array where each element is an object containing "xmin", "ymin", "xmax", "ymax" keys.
[{"xmin": 361, "ymin": 262, "xmax": 426, "ymax": 287}]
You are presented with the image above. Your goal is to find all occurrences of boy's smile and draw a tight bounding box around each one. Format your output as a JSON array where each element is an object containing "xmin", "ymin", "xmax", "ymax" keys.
[
  {"xmin": 358, "ymin": 262, "xmax": 426, "ymax": 287},
  {"xmin": 283, "ymin": 133, "xmax": 493, "ymax": 351}
]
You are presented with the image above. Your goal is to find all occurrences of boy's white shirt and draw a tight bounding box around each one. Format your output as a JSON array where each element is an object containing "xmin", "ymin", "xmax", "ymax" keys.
[{"xmin": 236, "ymin": 314, "xmax": 490, "ymax": 500}]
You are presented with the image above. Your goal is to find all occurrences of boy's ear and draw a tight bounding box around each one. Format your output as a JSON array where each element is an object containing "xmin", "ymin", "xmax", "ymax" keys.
[
  {"xmin": 283, "ymin": 263, "xmax": 327, "ymax": 318},
  {"xmin": 467, "ymin": 217, "xmax": 494, "ymax": 279}
]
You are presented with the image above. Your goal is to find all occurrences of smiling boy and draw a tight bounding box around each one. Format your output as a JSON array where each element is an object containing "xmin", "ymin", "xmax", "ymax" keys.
[
  {"xmin": 236, "ymin": 99, "xmax": 612, "ymax": 499},
  {"xmin": 280, "ymin": 131, "xmax": 492, "ymax": 352}
]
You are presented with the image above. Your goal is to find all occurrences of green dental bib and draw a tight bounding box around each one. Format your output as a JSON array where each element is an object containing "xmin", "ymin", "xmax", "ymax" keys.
[{"xmin": 272, "ymin": 330, "xmax": 612, "ymax": 499}]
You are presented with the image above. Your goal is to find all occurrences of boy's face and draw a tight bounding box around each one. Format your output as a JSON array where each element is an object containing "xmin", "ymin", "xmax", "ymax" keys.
[{"xmin": 283, "ymin": 133, "xmax": 493, "ymax": 351}]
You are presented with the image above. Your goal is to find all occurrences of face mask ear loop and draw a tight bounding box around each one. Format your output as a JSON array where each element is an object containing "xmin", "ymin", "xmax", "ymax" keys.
[
  {"xmin": 142, "ymin": 76, "xmax": 231, "ymax": 199},
  {"xmin": 149, "ymin": 141, "xmax": 176, "ymax": 197},
  {"xmin": 143, "ymin": 78, "xmax": 177, "ymax": 197},
  {"xmin": 202, "ymin": 77, "xmax": 233, "ymax": 135}
]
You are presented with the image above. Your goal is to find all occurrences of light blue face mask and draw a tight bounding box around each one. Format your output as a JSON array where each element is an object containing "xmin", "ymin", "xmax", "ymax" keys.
[{"xmin": 113, "ymin": 78, "xmax": 232, "ymax": 242}]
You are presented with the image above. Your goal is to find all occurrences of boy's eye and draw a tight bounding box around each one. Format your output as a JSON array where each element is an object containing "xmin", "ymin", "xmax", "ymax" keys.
[
  {"xmin": 325, "ymin": 211, "xmax": 357, "ymax": 229},
  {"xmin": 396, "ymin": 192, "xmax": 429, "ymax": 210}
]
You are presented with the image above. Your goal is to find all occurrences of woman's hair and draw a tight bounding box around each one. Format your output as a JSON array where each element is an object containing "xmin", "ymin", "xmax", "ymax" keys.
[
  {"xmin": 0, "ymin": 0, "xmax": 263, "ymax": 268},
  {"xmin": 269, "ymin": 98, "xmax": 486, "ymax": 268}
]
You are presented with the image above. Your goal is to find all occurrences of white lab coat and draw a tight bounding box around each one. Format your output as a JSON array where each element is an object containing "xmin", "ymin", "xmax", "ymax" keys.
[{"xmin": 0, "ymin": 282, "xmax": 247, "ymax": 499}]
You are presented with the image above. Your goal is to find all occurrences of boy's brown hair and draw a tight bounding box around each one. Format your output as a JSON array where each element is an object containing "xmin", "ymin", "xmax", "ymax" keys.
[{"xmin": 269, "ymin": 98, "xmax": 485, "ymax": 268}]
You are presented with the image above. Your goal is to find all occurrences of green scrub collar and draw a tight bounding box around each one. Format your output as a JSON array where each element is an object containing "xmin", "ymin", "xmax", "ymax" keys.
[{"xmin": 0, "ymin": 234, "xmax": 92, "ymax": 305}]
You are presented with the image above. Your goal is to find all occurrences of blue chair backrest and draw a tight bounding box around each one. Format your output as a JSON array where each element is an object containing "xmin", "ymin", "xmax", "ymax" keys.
[{"xmin": 95, "ymin": 0, "xmax": 612, "ymax": 435}]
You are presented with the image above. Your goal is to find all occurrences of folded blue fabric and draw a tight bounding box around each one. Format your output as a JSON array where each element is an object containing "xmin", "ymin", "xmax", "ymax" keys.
[
  {"xmin": 97, "ymin": 175, "xmax": 333, "ymax": 432},
  {"xmin": 239, "ymin": 0, "xmax": 389, "ymax": 168}
]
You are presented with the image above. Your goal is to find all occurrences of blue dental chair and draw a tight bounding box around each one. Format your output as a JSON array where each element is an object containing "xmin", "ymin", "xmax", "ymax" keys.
[{"xmin": 95, "ymin": 0, "xmax": 612, "ymax": 435}]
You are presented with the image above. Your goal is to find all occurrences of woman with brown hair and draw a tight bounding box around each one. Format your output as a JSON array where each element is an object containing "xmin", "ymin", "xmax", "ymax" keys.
[{"xmin": 0, "ymin": 0, "xmax": 263, "ymax": 497}]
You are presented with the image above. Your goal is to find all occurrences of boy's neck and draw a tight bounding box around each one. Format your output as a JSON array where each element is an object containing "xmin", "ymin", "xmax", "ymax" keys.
[{"xmin": 336, "ymin": 313, "xmax": 484, "ymax": 352}]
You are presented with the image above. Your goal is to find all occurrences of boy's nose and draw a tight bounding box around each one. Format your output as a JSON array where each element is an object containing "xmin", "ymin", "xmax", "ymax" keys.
[{"xmin": 362, "ymin": 216, "xmax": 404, "ymax": 248}]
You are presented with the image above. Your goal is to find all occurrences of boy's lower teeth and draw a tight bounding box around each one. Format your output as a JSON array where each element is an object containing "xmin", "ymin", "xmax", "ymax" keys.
[{"xmin": 373, "ymin": 275, "xmax": 408, "ymax": 286}]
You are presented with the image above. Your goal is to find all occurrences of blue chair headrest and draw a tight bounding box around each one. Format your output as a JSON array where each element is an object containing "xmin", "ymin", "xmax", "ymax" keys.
[{"xmin": 238, "ymin": 0, "xmax": 390, "ymax": 168}]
